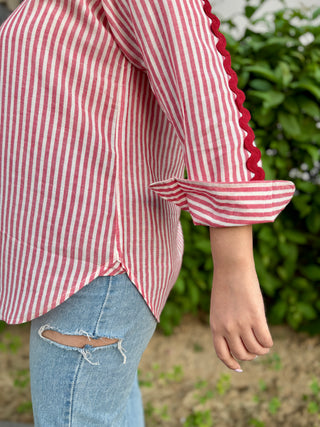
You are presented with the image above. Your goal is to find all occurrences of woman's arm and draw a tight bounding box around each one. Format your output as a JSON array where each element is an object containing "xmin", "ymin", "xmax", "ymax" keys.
[{"xmin": 209, "ymin": 225, "xmax": 273, "ymax": 372}]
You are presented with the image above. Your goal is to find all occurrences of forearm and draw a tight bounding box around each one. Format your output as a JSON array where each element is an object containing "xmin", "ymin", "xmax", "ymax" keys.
[{"xmin": 210, "ymin": 225, "xmax": 255, "ymax": 272}]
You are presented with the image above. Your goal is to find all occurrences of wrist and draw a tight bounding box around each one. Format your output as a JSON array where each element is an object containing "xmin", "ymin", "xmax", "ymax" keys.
[
  {"xmin": 210, "ymin": 225, "xmax": 255, "ymax": 270},
  {"xmin": 213, "ymin": 253, "xmax": 255, "ymax": 272}
]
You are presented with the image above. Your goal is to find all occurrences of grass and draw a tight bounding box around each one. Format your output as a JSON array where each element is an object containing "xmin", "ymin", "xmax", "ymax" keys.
[
  {"xmin": 138, "ymin": 347, "xmax": 320, "ymax": 426},
  {"xmin": 0, "ymin": 331, "xmax": 22, "ymax": 353},
  {"xmin": 257, "ymin": 352, "xmax": 282, "ymax": 371},
  {"xmin": 303, "ymin": 377, "xmax": 320, "ymax": 418},
  {"xmin": 183, "ymin": 410, "xmax": 214, "ymax": 427}
]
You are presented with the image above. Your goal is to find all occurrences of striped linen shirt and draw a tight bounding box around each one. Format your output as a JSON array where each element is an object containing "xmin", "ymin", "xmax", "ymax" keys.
[{"xmin": 0, "ymin": 0, "xmax": 295, "ymax": 324}]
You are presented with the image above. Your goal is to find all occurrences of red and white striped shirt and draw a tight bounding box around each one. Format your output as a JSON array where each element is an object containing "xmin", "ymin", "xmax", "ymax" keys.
[{"xmin": 0, "ymin": 0, "xmax": 295, "ymax": 324}]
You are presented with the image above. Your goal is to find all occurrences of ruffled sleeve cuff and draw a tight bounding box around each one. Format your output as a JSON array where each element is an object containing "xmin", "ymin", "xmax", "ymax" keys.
[{"xmin": 149, "ymin": 177, "xmax": 295, "ymax": 227}]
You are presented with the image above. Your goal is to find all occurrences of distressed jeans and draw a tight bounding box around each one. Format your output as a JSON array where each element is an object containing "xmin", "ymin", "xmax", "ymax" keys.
[{"xmin": 29, "ymin": 273, "xmax": 157, "ymax": 426}]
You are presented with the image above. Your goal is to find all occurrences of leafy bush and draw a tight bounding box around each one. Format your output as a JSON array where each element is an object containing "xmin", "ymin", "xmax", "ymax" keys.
[{"xmin": 159, "ymin": 0, "xmax": 320, "ymax": 335}]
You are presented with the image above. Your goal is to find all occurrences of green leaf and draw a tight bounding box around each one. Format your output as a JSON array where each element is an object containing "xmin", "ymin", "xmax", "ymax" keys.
[
  {"xmin": 248, "ymin": 90, "xmax": 285, "ymax": 109},
  {"xmin": 299, "ymin": 144, "xmax": 320, "ymax": 162},
  {"xmin": 310, "ymin": 378, "xmax": 320, "ymax": 395},
  {"xmin": 263, "ymin": 93, "xmax": 286, "ymax": 109},
  {"xmin": 254, "ymin": 109, "xmax": 276, "ymax": 127},
  {"xmin": 258, "ymin": 226, "xmax": 277, "ymax": 243},
  {"xmin": 306, "ymin": 210, "xmax": 320, "ymax": 233},
  {"xmin": 188, "ymin": 282, "xmax": 200, "ymax": 305},
  {"xmin": 308, "ymin": 401, "xmax": 319, "ymax": 414},
  {"xmin": 295, "ymin": 180, "xmax": 317, "ymax": 193},
  {"xmin": 291, "ymin": 51, "xmax": 305, "ymax": 63},
  {"xmin": 174, "ymin": 276, "xmax": 185, "ymax": 294},
  {"xmin": 277, "ymin": 62, "xmax": 294, "ymax": 86},
  {"xmin": 275, "ymin": 157, "xmax": 289, "ymax": 170},
  {"xmin": 301, "ymin": 265, "xmax": 320, "ymax": 281},
  {"xmin": 194, "ymin": 239, "xmax": 212, "ymax": 255},
  {"xmin": 292, "ymin": 194, "xmax": 312, "ymax": 218},
  {"xmin": 265, "ymin": 36, "xmax": 292, "ymax": 48},
  {"xmin": 278, "ymin": 241, "xmax": 298, "ymax": 263},
  {"xmin": 312, "ymin": 8, "xmax": 320, "ymax": 20},
  {"xmin": 223, "ymin": 33, "xmax": 238, "ymax": 49},
  {"xmin": 261, "ymin": 271, "xmax": 282, "ymax": 296},
  {"xmin": 296, "ymin": 302, "xmax": 317, "ymax": 320},
  {"xmin": 245, "ymin": 6, "xmax": 257, "ymax": 18},
  {"xmin": 292, "ymin": 277, "xmax": 311, "ymax": 291},
  {"xmin": 268, "ymin": 397, "xmax": 281, "ymax": 415},
  {"xmin": 299, "ymin": 98, "xmax": 320, "ymax": 118},
  {"xmin": 278, "ymin": 111, "xmax": 301, "ymax": 137},
  {"xmin": 238, "ymin": 71, "xmax": 250, "ymax": 89},
  {"xmin": 277, "ymin": 265, "xmax": 291, "ymax": 281},
  {"xmin": 249, "ymin": 418, "xmax": 266, "ymax": 427},
  {"xmin": 291, "ymin": 79, "xmax": 320, "ymax": 99},
  {"xmin": 246, "ymin": 65, "xmax": 279, "ymax": 83},
  {"xmin": 259, "ymin": 155, "xmax": 277, "ymax": 179},
  {"xmin": 273, "ymin": 140, "xmax": 290, "ymax": 157},
  {"xmin": 283, "ymin": 230, "xmax": 308, "ymax": 244},
  {"xmin": 249, "ymin": 79, "xmax": 273, "ymax": 91},
  {"xmin": 283, "ymin": 97, "xmax": 300, "ymax": 114},
  {"xmin": 269, "ymin": 301, "xmax": 287, "ymax": 324}
]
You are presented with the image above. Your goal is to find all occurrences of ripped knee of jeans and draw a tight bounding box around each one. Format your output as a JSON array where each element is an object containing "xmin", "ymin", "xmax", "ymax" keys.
[{"xmin": 38, "ymin": 324, "xmax": 127, "ymax": 365}]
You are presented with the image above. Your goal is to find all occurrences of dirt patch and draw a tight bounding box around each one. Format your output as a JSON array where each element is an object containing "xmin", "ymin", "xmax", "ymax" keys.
[{"xmin": 1, "ymin": 315, "xmax": 320, "ymax": 426}]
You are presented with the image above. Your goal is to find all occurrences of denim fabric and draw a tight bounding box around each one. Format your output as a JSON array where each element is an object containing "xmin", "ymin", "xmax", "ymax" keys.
[{"xmin": 29, "ymin": 273, "xmax": 157, "ymax": 426}]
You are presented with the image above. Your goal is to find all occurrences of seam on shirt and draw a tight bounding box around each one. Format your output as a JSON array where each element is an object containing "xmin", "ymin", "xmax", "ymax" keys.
[{"xmin": 113, "ymin": 57, "xmax": 127, "ymax": 262}]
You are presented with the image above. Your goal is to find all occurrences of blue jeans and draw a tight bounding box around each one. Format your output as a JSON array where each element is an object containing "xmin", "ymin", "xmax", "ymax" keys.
[{"xmin": 29, "ymin": 273, "xmax": 157, "ymax": 426}]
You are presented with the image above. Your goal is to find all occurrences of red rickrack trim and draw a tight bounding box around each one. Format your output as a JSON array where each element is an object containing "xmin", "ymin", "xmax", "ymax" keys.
[{"xmin": 202, "ymin": 0, "xmax": 265, "ymax": 180}]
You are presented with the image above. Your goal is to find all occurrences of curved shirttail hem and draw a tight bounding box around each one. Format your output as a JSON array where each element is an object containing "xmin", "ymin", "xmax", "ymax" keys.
[
  {"xmin": 0, "ymin": 229, "xmax": 162, "ymax": 324},
  {"xmin": 202, "ymin": 0, "xmax": 265, "ymax": 181}
]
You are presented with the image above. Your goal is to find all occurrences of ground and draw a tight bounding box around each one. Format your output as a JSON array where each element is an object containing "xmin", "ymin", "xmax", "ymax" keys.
[{"xmin": 1, "ymin": 315, "xmax": 320, "ymax": 426}]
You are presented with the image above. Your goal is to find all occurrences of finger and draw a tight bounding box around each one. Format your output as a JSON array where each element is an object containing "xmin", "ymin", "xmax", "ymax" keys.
[
  {"xmin": 252, "ymin": 323, "xmax": 274, "ymax": 349},
  {"xmin": 213, "ymin": 335, "xmax": 242, "ymax": 371},
  {"xmin": 225, "ymin": 335, "xmax": 257, "ymax": 361},
  {"xmin": 241, "ymin": 328, "xmax": 271, "ymax": 356}
]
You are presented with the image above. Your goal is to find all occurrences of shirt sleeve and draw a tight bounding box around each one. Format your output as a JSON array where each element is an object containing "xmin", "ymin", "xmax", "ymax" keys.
[{"xmin": 102, "ymin": 0, "xmax": 295, "ymax": 227}]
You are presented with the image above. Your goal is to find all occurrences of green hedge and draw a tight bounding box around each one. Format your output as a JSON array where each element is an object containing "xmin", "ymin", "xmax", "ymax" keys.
[{"xmin": 159, "ymin": 0, "xmax": 320, "ymax": 335}]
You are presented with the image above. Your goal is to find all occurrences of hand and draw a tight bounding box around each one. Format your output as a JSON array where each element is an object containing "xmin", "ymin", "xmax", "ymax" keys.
[{"xmin": 209, "ymin": 264, "xmax": 273, "ymax": 372}]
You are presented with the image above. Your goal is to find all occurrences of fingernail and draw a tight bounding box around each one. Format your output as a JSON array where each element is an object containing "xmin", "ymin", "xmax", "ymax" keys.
[{"xmin": 234, "ymin": 368, "xmax": 243, "ymax": 373}]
